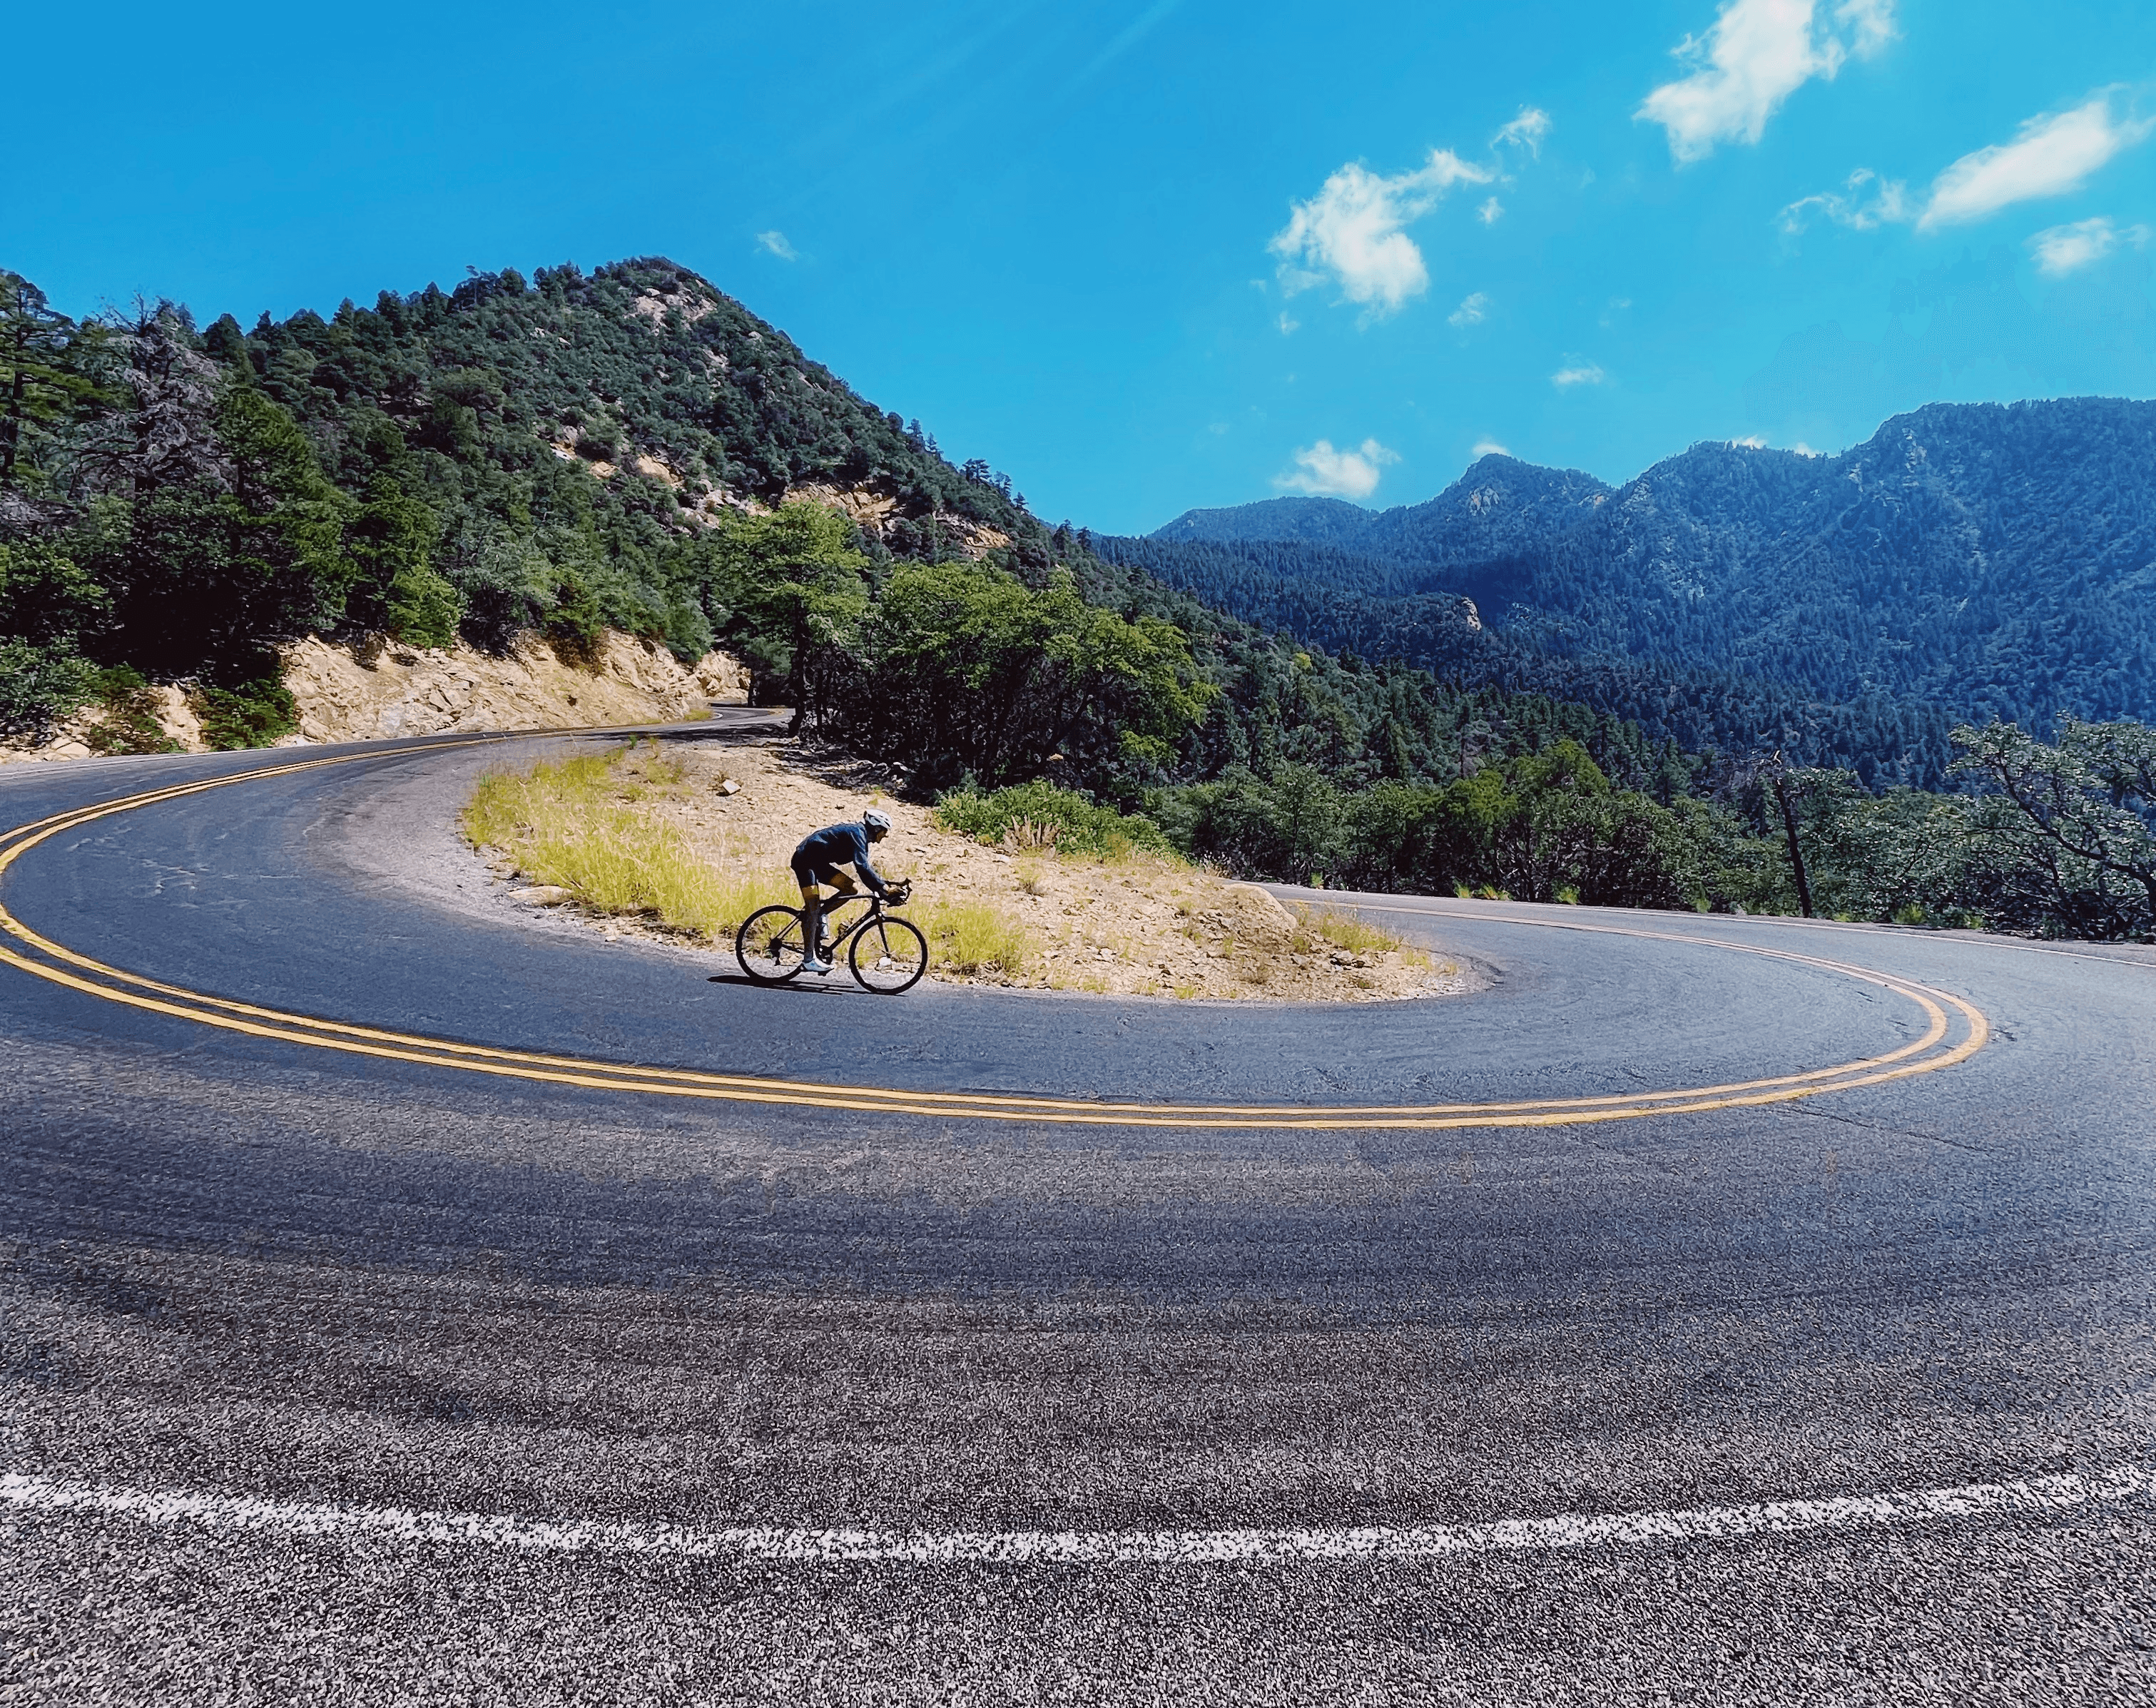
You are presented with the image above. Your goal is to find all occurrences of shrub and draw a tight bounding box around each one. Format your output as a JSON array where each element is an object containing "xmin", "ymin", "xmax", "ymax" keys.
[
  {"xmin": 83, "ymin": 666, "xmax": 182, "ymax": 756},
  {"xmin": 544, "ymin": 571, "xmax": 606, "ymax": 667},
  {"xmin": 0, "ymin": 639, "xmax": 95, "ymax": 744},
  {"xmin": 935, "ymin": 779, "xmax": 1171, "ymax": 860},
  {"xmin": 195, "ymin": 678, "xmax": 298, "ymax": 750}
]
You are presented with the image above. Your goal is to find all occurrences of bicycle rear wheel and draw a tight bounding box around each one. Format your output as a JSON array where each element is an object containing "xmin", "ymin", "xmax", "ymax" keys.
[
  {"xmin": 736, "ymin": 905, "xmax": 810, "ymax": 984},
  {"xmin": 849, "ymin": 915, "xmax": 929, "ymax": 995}
]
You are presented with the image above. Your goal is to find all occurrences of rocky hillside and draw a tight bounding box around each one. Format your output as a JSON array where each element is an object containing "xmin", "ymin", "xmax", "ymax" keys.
[{"xmin": 2, "ymin": 633, "xmax": 749, "ymax": 763}]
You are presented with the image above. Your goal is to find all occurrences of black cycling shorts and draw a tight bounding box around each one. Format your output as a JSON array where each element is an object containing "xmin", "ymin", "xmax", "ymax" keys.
[{"xmin": 793, "ymin": 858, "xmax": 855, "ymax": 893}]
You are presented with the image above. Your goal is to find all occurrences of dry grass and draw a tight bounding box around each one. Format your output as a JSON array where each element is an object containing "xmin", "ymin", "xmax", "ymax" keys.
[
  {"xmin": 463, "ymin": 746, "xmax": 793, "ymax": 942},
  {"xmin": 467, "ymin": 738, "xmax": 1474, "ymax": 1004},
  {"xmin": 922, "ymin": 897, "xmax": 1035, "ymax": 976},
  {"xmin": 1297, "ymin": 906, "xmax": 1404, "ymax": 957}
]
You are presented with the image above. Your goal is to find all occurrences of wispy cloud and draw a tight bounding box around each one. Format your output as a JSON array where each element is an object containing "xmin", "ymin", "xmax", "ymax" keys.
[
  {"xmin": 1919, "ymin": 93, "xmax": 2155, "ymax": 230},
  {"xmin": 2028, "ymin": 215, "xmax": 2153, "ymax": 275},
  {"xmin": 1552, "ymin": 362, "xmax": 1607, "ymax": 389},
  {"xmin": 1493, "ymin": 106, "xmax": 1552, "ymax": 157},
  {"xmin": 1638, "ymin": 0, "xmax": 1898, "ymax": 164},
  {"xmin": 756, "ymin": 230, "xmax": 798, "ymax": 260},
  {"xmin": 1472, "ymin": 438, "xmax": 1510, "ymax": 457},
  {"xmin": 1271, "ymin": 151, "xmax": 1494, "ymax": 316},
  {"xmin": 1731, "ymin": 434, "xmax": 1769, "ymax": 447},
  {"xmin": 1067, "ymin": 0, "xmax": 1184, "ymax": 93},
  {"xmin": 1449, "ymin": 292, "xmax": 1490, "ymax": 328},
  {"xmin": 1477, "ymin": 197, "xmax": 1505, "ymax": 225},
  {"xmin": 1275, "ymin": 437, "xmax": 1400, "ymax": 499},
  {"xmin": 1778, "ymin": 166, "xmax": 1909, "ymax": 233},
  {"xmin": 1277, "ymin": 311, "xmax": 1300, "ymax": 335}
]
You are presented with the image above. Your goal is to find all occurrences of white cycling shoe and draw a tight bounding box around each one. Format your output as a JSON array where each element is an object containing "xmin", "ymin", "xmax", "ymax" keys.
[{"xmin": 800, "ymin": 955, "xmax": 835, "ymax": 975}]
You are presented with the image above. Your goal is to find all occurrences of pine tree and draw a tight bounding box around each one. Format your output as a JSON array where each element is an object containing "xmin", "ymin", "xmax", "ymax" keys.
[{"xmin": 0, "ymin": 273, "xmax": 93, "ymax": 489}]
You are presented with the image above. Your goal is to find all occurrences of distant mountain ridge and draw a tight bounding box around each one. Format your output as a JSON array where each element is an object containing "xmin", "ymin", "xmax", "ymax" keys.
[
  {"xmin": 1157, "ymin": 458, "xmax": 1615, "ymax": 569},
  {"xmin": 1148, "ymin": 400, "xmax": 2156, "ymax": 737}
]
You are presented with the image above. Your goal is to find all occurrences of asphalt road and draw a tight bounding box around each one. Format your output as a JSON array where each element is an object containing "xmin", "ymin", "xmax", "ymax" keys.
[{"xmin": 3, "ymin": 718, "xmax": 2153, "ymax": 1704}]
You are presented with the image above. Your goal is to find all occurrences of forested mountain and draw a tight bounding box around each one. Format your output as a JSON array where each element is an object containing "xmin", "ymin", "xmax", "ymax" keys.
[
  {"xmin": 1151, "ymin": 402, "xmax": 2156, "ymax": 750},
  {"xmin": 1162, "ymin": 457, "xmax": 1615, "ymax": 576},
  {"xmin": 1097, "ymin": 532, "xmax": 1957, "ymax": 788},
  {"xmin": 7, "ymin": 258, "xmax": 2154, "ymax": 937},
  {"xmin": 1154, "ymin": 495, "xmax": 1381, "ymax": 549},
  {"xmin": 0, "ymin": 257, "xmax": 1688, "ymax": 799}
]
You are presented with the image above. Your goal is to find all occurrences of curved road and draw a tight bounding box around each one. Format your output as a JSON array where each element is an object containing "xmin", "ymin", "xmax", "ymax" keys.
[{"xmin": 2, "ymin": 718, "xmax": 2152, "ymax": 1702}]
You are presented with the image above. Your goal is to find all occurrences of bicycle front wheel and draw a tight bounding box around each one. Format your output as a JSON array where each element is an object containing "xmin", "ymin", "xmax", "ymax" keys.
[
  {"xmin": 736, "ymin": 905, "xmax": 810, "ymax": 985},
  {"xmin": 849, "ymin": 915, "xmax": 929, "ymax": 995}
]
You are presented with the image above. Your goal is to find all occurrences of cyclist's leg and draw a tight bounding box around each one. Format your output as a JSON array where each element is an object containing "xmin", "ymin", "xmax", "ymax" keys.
[
  {"xmin": 817, "ymin": 870, "xmax": 860, "ymax": 955},
  {"xmin": 793, "ymin": 860, "xmax": 828, "ymax": 965}
]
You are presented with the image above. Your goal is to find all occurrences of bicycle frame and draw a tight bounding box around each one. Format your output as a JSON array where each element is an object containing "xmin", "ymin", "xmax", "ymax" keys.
[{"xmin": 815, "ymin": 891, "xmax": 895, "ymax": 954}]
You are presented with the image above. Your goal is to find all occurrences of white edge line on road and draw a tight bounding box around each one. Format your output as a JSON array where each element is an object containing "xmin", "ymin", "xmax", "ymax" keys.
[{"xmin": 4, "ymin": 1468, "xmax": 2148, "ymax": 1565}]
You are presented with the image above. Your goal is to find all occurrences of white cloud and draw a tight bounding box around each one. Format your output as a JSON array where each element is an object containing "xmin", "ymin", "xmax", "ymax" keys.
[
  {"xmin": 1493, "ymin": 107, "xmax": 1552, "ymax": 157},
  {"xmin": 1638, "ymin": 0, "xmax": 1897, "ymax": 164},
  {"xmin": 1270, "ymin": 151, "xmax": 1493, "ymax": 315},
  {"xmin": 1919, "ymin": 93, "xmax": 2155, "ymax": 230},
  {"xmin": 1472, "ymin": 438, "xmax": 1510, "ymax": 457},
  {"xmin": 1552, "ymin": 362, "xmax": 1607, "ymax": 388},
  {"xmin": 1274, "ymin": 437, "xmax": 1400, "ymax": 499},
  {"xmin": 1277, "ymin": 311, "xmax": 1300, "ymax": 335},
  {"xmin": 756, "ymin": 230, "xmax": 798, "ymax": 260},
  {"xmin": 1731, "ymin": 434, "xmax": 1769, "ymax": 447},
  {"xmin": 2028, "ymin": 215, "xmax": 2155, "ymax": 276},
  {"xmin": 1448, "ymin": 292, "xmax": 1490, "ymax": 328},
  {"xmin": 1778, "ymin": 166, "xmax": 1909, "ymax": 233},
  {"xmin": 1477, "ymin": 197, "xmax": 1505, "ymax": 225}
]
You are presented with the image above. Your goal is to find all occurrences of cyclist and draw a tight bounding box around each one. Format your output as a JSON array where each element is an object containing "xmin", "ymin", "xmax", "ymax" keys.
[{"xmin": 791, "ymin": 808, "xmax": 895, "ymax": 975}]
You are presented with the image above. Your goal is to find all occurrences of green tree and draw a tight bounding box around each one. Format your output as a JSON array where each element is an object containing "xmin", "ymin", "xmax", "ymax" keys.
[
  {"xmin": 1954, "ymin": 718, "xmax": 2156, "ymax": 940},
  {"xmin": 848, "ymin": 562, "xmax": 1214, "ymax": 788},
  {"xmin": 108, "ymin": 386, "xmax": 355, "ymax": 676},
  {"xmin": 706, "ymin": 502, "xmax": 870, "ymax": 726},
  {"xmin": 0, "ymin": 273, "xmax": 95, "ymax": 489},
  {"xmin": 346, "ymin": 477, "xmax": 460, "ymax": 646},
  {"xmin": 0, "ymin": 536, "xmax": 111, "ymax": 743}
]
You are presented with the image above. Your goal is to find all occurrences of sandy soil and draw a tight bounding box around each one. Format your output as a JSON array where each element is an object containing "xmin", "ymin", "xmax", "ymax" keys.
[{"xmin": 508, "ymin": 738, "xmax": 1476, "ymax": 1005}]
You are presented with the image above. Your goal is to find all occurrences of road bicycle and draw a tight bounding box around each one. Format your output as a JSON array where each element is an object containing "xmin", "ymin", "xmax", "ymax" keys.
[{"xmin": 735, "ymin": 879, "xmax": 928, "ymax": 995}]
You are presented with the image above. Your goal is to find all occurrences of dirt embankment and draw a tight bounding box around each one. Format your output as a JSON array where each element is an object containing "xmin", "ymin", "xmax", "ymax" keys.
[
  {"xmin": 0, "ymin": 632, "xmax": 750, "ymax": 764},
  {"xmin": 484, "ymin": 738, "xmax": 1476, "ymax": 1004},
  {"xmin": 281, "ymin": 633, "xmax": 746, "ymax": 743}
]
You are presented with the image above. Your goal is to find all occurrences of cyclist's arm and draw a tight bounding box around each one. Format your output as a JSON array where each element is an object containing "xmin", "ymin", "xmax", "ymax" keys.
[{"xmin": 849, "ymin": 825, "xmax": 893, "ymax": 897}]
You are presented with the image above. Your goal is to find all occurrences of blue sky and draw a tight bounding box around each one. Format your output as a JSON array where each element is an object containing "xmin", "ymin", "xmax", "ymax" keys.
[{"xmin": 10, "ymin": 1, "xmax": 2156, "ymax": 532}]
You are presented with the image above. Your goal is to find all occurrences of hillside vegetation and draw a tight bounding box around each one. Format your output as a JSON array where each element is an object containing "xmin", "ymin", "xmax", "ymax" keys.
[{"xmin": 6, "ymin": 260, "xmax": 2154, "ymax": 940}]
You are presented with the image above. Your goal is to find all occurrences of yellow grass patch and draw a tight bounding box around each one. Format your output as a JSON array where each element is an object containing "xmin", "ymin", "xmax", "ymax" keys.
[
  {"xmin": 922, "ymin": 897, "xmax": 1035, "ymax": 976},
  {"xmin": 1296, "ymin": 905, "xmax": 1405, "ymax": 957},
  {"xmin": 462, "ymin": 747, "xmax": 792, "ymax": 941}
]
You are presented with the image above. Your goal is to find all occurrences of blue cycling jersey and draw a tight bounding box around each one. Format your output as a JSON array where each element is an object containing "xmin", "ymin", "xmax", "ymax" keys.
[{"xmin": 791, "ymin": 822, "xmax": 889, "ymax": 894}]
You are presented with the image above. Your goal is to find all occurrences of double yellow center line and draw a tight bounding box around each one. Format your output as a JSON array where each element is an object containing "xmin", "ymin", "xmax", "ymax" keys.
[{"xmin": 0, "ymin": 746, "xmax": 1990, "ymax": 1130}]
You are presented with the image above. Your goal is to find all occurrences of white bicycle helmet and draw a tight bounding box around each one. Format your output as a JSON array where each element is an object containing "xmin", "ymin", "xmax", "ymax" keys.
[{"xmin": 863, "ymin": 808, "xmax": 893, "ymax": 835}]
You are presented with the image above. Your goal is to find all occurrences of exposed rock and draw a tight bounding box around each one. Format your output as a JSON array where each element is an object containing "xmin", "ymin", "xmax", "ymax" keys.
[
  {"xmin": 0, "ymin": 683, "xmax": 208, "ymax": 766},
  {"xmin": 280, "ymin": 631, "xmax": 751, "ymax": 743},
  {"xmin": 1, "ymin": 631, "xmax": 752, "ymax": 766}
]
